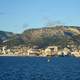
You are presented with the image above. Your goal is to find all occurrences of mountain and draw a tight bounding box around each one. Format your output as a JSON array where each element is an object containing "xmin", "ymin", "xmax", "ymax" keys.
[
  {"xmin": 0, "ymin": 26, "xmax": 80, "ymax": 49},
  {"xmin": 22, "ymin": 26, "xmax": 80, "ymax": 49},
  {"xmin": 0, "ymin": 31, "xmax": 15, "ymax": 45}
]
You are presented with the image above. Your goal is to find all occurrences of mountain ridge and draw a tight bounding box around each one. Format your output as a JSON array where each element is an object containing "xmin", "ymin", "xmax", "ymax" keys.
[{"xmin": 0, "ymin": 26, "xmax": 80, "ymax": 49}]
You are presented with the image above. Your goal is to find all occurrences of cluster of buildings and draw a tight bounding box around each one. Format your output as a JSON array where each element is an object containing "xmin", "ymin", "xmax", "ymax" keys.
[{"xmin": 0, "ymin": 45, "xmax": 80, "ymax": 57}]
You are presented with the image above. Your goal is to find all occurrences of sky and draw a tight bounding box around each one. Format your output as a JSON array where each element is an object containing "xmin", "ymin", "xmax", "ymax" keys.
[{"xmin": 0, "ymin": 0, "xmax": 80, "ymax": 33}]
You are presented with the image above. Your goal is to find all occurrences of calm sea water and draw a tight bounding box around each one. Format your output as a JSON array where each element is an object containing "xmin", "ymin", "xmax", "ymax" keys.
[{"xmin": 0, "ymin": 56, "xmax": 80, "ymax": 80}]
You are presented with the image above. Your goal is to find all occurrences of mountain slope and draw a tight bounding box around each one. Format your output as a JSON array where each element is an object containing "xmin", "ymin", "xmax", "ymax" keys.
[
  {"xmin": 0, "ymin": 26, "xmax": 80, "ymax": 49},
  {"xmin": 0, "ymin": 31, "xmax": 15, "ymax": 45},
  {"xmin": 22, "ymin": 26, "xmax": 80, "ymax": 48}
]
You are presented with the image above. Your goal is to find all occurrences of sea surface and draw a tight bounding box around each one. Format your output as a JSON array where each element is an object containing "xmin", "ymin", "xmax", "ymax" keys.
[{"xmin": 0, "ymin": 56, "xmax": 80, "ymax": 80}]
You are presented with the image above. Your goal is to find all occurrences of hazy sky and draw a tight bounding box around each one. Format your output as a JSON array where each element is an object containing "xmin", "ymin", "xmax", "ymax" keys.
[{"xmin": 0, "ymin": 0, "xmax": 80, "ymax": 33}]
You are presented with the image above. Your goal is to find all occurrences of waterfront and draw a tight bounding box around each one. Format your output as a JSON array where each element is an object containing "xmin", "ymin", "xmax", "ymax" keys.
[{"xmin": 0, "ymin": 56, "xmax": 80, "ymax": 80}]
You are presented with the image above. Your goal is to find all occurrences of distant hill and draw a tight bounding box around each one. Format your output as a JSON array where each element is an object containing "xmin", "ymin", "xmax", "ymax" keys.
[
  {"xmin": 22, "ymin": 26, "xmax": 80, "ymax": 49},
  {"xmin": 0, "ymin": 26, "xmax": 80, "ymax": 49},
  {"xmin": 0, "ymin": 31, "xmax": 15, "ymax": 45}
]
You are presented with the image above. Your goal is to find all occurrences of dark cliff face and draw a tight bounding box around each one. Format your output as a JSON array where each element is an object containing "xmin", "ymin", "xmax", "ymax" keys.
[{"xmin": 0, "ymin": 26, "xmax": 80, "ymax": 48}]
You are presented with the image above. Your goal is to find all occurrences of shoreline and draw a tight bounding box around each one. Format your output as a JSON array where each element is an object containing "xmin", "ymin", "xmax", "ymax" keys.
[{"xmin": 0, "ymin": 54, "xmax": 79, "ymax": 58}]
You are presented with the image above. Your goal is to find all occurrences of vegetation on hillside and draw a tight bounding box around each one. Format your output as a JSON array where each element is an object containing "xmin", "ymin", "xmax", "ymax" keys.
[{"xmin": 0, "ymin": 26, "xmax": 80, "ymax": 49}]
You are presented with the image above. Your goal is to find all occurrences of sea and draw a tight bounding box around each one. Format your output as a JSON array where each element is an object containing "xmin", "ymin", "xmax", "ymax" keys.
[{"xmin": 0, "ymin": 56, "xmax": 80, "ymax": 80}]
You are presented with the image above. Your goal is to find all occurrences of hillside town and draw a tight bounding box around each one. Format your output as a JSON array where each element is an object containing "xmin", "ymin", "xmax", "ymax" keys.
[
  {"xmin": 0, "ymin": 45, "xmax": 80, "ymax": 57},
  {"xmin": 0, "ymin": 26, "xmax": 80, "ymax": 58}
]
